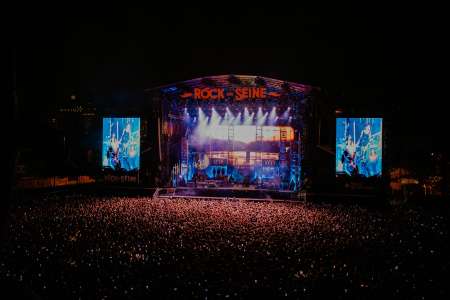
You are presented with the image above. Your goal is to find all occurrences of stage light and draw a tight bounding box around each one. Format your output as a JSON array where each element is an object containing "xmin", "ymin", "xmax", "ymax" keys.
[
  {"xmin": 223, "ymin": 112, "xmax": 231, "ymax": 125},
  {"xmin": 257, "ymin": 112, "xmax": 268, "ymax": 126},
  {"xmin": 256, "ymin": 107, "xmax": 267, "ymax": 126},
  {"xmin": 256, "ymin": 107, "xmax": 264, "ymax": 120},
  {"xmin": 232, "ymin": 112, "xmax": 242, "ymax": 125},
  {"xmin": 223, "ymin": 110, "xmax": 229, "ymax": 125},
  {"xmin": 282, "ymin": 108, "xmax": 290, "ymax": 119},
  {"xmin": 268, "ymin": 107, "xmax": 277, "ymax": 125},
  {"xmin": 210, "ymin": 107, "xmax": 221, "ymax": 126},
  {"xmin": 184, "ymin": 112, "xmax": 191, "ymax": 123},
  {"xmin": 244, "ymin": 107, "xmax": 250, "ymax": 122},
  {"xmin": 198, "ymin": 108, "xmax": 208, "ymax": 125},
  {"xmin": 244, "ymin": 112, "xmax": 254, "ymax": 125},
  {"xmin": 227, "ymin": 109, "xmax": 235, "ymax": 123}
]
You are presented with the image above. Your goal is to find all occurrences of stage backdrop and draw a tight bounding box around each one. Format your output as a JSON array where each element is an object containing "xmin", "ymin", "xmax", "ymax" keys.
[
  {"xmin": 102, "ymin": 117, "xmax": 140, "ymax": 171},
  {"xmin": 336, "ymin": 118, "xmax": 382, "ymax": 177}
]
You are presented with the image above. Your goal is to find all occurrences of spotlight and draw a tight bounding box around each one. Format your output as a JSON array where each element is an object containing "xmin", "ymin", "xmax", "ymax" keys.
[
  {"xmin": 233, "ymin": 112, "xmax": 242, "ymax": 125},
  {"xmin": 257, "ymin": 110, "xmax": 268, "ymax": 126},
  {"xmin": 268, "ymin": 107, "xmax": 278, "ymax": 125},
  {"xmin": 282, "ymin": 108, "xmax": 290, "ymax": 119}
]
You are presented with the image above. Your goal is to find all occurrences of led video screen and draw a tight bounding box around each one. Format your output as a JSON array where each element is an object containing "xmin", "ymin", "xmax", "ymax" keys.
[
  {"xmin": 336, "ymin": 118, "xmax": 382, "ymax": 177},
  {"xmin": 102, "ymin": 117, "xmax": 140, "ymax": 171}
]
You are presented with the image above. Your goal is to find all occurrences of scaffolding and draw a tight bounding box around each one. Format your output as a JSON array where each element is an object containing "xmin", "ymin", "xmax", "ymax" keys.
[
  {"xmin": 227, "ymin": 125, "xmax": 234, "ymax": 166},
  {"xmin": 291, "ymin": 152, "xmax": 300, "ymax": 191},
  {"xmin": 255, "ymin": 126, "xmax": 263, "ymax": 165},
  {"xmin": 279, "ymin": 127, "xmax": 289, "ymax": 189},
  {"xmin": 180, "ymin": 128, "xmax": 190, "ymax": 181},
  {"xmin": 255, "ymin": 126, "xmax": 263, "ymax": 182}
]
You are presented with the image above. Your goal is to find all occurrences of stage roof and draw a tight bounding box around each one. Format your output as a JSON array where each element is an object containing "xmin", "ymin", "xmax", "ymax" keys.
[{"xmin": 144, "ymin": 75, "xmax": 318, "ymax": 96}]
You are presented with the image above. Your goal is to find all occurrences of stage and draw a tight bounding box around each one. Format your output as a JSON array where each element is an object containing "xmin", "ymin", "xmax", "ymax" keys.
[{"xmin": 147, "ymin": 75, "xmax": 316, "ymax": 192}]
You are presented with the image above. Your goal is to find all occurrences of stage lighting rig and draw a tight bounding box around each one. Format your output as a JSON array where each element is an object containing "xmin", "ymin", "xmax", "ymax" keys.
[
  {"xmin": 228, "ymin": 75, "xmax": 241, "ymax": 85},
  {"xmin": 255, "ymin": 77, "xmax": 266, "ymax": 86}
]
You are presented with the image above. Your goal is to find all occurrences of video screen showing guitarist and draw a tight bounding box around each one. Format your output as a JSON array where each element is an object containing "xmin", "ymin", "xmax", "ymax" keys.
[
  {"xmin": 336, "ymin": 118, "xmax": 382, "ymax": 177},
  {"xmin": 102, "ymin": 117, "xmax": 140, "ymax": 171}
]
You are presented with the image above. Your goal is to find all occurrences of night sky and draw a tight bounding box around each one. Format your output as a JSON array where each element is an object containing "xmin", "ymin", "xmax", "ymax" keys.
[{"xmin": 10, "ymin": 6, "xmax": 447, "ymax": 153}]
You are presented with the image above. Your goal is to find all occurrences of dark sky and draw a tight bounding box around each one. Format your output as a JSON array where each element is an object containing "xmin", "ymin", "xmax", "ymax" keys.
[
  {"xmin": 14, "ymin": 7, "xmax": 386, "ymax": 101},
  {"xmin": 11, "ymin": 5, "xmax": 447, "ymax": 152}
]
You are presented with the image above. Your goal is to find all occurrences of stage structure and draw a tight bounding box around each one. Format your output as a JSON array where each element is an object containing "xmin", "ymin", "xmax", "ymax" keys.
[{"xmin": 146, "ymin": 75, "xmax": 318, "ymax": 191}]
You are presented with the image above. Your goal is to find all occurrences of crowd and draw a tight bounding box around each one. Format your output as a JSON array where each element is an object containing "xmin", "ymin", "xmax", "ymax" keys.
[{"xmin": 0, "ymin": 194, "xmax": 448, "ymax": 299}]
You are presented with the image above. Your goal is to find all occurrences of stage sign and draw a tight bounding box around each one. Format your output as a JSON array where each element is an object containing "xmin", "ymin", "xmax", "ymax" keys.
[
  {"xmin": 336, "ymin": 118, "xmax": 382, "ymax": 177},
  {"xmin": 180, "ymin": 87, "xmax": 280, "ymax": 100},
  {"xmin": 102, "ymin": 117, "xmax": 140, "ymax": 171}
]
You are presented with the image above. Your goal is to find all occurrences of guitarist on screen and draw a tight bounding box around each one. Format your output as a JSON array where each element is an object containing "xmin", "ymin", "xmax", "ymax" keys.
[
  {"xmin": 119, "ymin": 123, "xmax": 132, "ymax": 170},
  {"xmin": 341, "ymin": 135, "xmax": 358, "ymax": 176},
  {"xmin": 356, "ymin": 123, "xmax": 372, "ymax": 176},
  {"xmin": 108, "ymin": 132, "xmax": 121, "ymax": 170}
]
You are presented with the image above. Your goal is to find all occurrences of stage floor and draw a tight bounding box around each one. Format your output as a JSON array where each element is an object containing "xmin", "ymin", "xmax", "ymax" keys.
[{"xmin": 155, "ymin": 187, "xmax": 301, "ymax": 201}]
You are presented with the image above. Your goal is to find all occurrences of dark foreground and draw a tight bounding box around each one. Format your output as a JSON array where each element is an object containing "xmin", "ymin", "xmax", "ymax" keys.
[{"xmin": 1, "ymin": 193, "xmax": 448, "ymax": 299}]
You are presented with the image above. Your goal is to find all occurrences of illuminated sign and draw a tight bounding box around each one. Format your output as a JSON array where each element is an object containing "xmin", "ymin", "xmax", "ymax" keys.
[
  {"xmin": 194, "ymin": 88, "xmax": 225, "ymax": 100},
  {"xmin": 180, "ymin": 87, "xmax": 280, "ymax": 100},
  {"xmin": 234, "ymin": 87, "xmax": 266, "ymax": 100}
]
